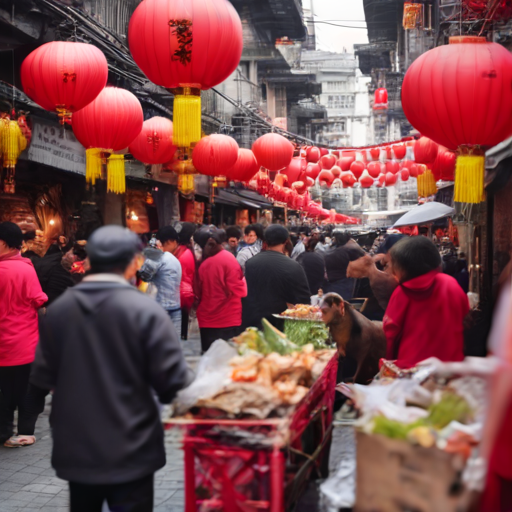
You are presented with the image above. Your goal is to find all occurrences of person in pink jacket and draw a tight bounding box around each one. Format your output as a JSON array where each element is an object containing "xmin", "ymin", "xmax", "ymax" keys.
[
  {"xmin": 194, "ymin": 227, "xmax": 247, "ymax": 353},
  {"xmin": 0, "ymin": 222, "xmax": 47, "ymax": 446}
]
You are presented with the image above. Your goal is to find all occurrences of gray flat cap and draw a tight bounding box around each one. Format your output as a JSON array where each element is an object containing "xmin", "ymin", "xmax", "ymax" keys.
[{"xmin": 86, "ymin": 225, "xmax": 143, "ymax": 263}]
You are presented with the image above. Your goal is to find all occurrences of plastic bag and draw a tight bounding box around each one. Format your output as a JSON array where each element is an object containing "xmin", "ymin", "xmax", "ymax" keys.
[{"xmin": 174, "ymin": 339, "xmax": 238, "ymax": 415}]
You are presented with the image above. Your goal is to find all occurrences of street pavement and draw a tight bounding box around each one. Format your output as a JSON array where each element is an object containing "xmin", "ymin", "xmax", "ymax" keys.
[
  {"xmin": 0, "ymin": 333, "xmax": 202, "ymax": 512},
  {"xmin": 0, "ymin": 324, "xmax": 348, "ymax": 512}
]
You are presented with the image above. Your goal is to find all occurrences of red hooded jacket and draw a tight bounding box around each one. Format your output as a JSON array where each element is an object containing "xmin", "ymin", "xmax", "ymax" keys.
[
  {"xmin": 174, "ymin": 245, "xmax": 196, "ymax": 311},
  {"xmin": 383, "ymin": 270, "xmax": 468, "ymax": 369},
  {"xmin": 0, "ymin": 251, "xmax": 48, "ymax": 366}
]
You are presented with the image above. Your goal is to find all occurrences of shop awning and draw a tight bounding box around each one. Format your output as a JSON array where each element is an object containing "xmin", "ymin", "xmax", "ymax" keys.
[
  {"xmin": 485, "ymin": 135, "xmax": 512, "ymax": 192},
  {"xmin": 214, "ymin": 190, "xmax": 265, "ymax": 209}
]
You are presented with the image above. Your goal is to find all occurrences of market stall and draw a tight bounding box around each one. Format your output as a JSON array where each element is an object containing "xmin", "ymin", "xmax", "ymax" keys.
[{"xmin": 166, "ymin": 312, "xmax": 337, "ymax": 512}]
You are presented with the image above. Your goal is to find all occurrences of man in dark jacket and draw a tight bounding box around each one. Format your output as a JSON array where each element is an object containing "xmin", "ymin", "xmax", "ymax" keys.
[
  {"xmin": 242, "ymin": 225, "xmax": 311, "ymax": 329},
  {"xmin": 31, "ymin": 225, "xmax": 193, "ymax": 512}
]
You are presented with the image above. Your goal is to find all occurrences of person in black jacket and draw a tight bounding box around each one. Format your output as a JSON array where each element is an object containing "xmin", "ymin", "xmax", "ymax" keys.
[
  {"xmin": 31, "ymin": 225, "xmax": 193, "ymax": 512},
  {"xmin": 297, "ymin": 237, "xmax": 326, "ymax": 296},
  {"xmin": 242, "ymin": 225, "xmax": 311, "ymax": 329}
]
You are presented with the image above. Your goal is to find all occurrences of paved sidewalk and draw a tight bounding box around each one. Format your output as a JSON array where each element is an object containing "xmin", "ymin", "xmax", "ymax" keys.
[{"xmin": 0, "ymin": 334, "xmax": 201, "ymax": 512}]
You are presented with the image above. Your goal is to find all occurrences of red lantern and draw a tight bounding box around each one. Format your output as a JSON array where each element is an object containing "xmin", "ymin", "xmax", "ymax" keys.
[
  {"xmin": 432, "ymin": 148, "xmax": 456, "ymax": 181},
  {"xmin": 320, "ymin": 148, "xmax": 329, "ymax": 156},
  {"xmin": 359, "ymin": 170, "xmax": 374, "ymax": 188},
  {"xmin": 374, "ymin": 88, "xmax": 388, "ymax": 110},
  {"xmin": 318, "ymin": 170, "xmax": 334, "ymax": 187},
  {"xmin": 129, "ymin": 117, "xmax": 176, "ymax": 165},
  {"xmin": 274, "ymin": 173, "xmax": 287, "ymax": 188},
  {"xmin": 305, "ymin": 162, "xmax": 321, "ymax": 180},
  {"xmin": 393, "ymin": 144, "xmax": 406, "ymax": 160},
  {"xmin": 252, "ymin": 133, "xmax": 294, "ymax": 171},
  {"xmin": 385, "ymin": 172, "xmax": 398, "ymax": 186},
  {"xmin": 225, "ymin": 148, "xmax": 260, "ymax": 182},
  {"xmin": 340, "ymin": 171, "xmax": 357, "ymax": 188},
  {"xmin": 128, "ymin": 0, "xmax": 243, "ymax": 148},
  {"xmin": 402, "ymin": 36, "xmax": 512, "ymax": 203},
  {"xmin": 292, "ymin": 181, "xmax": 307, "ymax": 195},
  {"xmin": 400, "ymin": 169, "xmax": 410, "ymax": 181},
  {"xmin": 306, "ymin": 147, "xmax": 321, "ymax": 163},
  {"xmin": 367, "ymin": 161, "xmax": 382, "ymax": 179},
  {"xmin": 414, "ymin": 137, "xmax": 438, "ymax": 165},
  {"xmin": 339, "ymin": 156, "xmax": 355, "ymax": 171},
  {"xmin": 377, "ymin": 174, "xmax": 386, "ymax": 187},
  {"xmin": 320, "ymin": 154, "xmax": 336, "ymax": 170},
  {"xmin": 192, "ymin": 134, "xmax": 239, "ymax": 176},
  {"xmin": 72, "ymin": 87, "xmax": 143, "ymax": 193},
  {"xmin": 409, "ymin": 163, "xmax": 420, "ymax": 178},
  {"xmin": 330, "ymin": 166, "xmax": 342, "ymax": 179},
  {"xmin": 385, "ymin": 147, "xmax": 392, "ymax": 159},
  {"xmin": 370, "ymin": 147, "xmax": 381, "ymax": 160},
  {"xmin": 282, "ymin": 157, "xmax": 306, "ymax": 183},
  {"xmin": 255, "ymin": 170, "xmax": 271, "ymax": 195},
  {"xmin": 385, "ymin": 160, "xmax": 400, "ymax": 175},
  {"xmin": 21, "ymin": 42, "xmax": 108, "ymax": 124},
  {"xmin": 350, "ymin": 161, "xmax": 365, "ymax": 180},
  {"xmin": 402, "ymin": 160, "xmax": 414, "ymax": 170},
  {"xmin": 305, "ymin": 176, "xmax": 315, "ymax": 188}
]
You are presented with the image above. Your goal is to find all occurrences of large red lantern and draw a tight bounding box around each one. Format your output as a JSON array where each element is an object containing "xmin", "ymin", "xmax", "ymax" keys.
[
  {"xmin": 305, "ymin": 162, "xmax": 321, "ymax": 180},
  {"xmin": 128, "ymin": 0, "xmax": 243, "ymax": 149},
  {"xmin": 192, "ymin": 134, "xmax": 239, "ymax": 177},
  {"xmin": 73, "ymin": 87, "xmax": 144, "ymax": 193},
  {"xmin": 402, "ymin": 36, "xmax": 512, "ymax": 203},
  {"xmin": 432, "ymin": 148, "xmax": 457, "ymax": 181},
  {"xmin": 350, "ymin": 161, "xmax": 365, "ymax": 180},
  {"xmin": 282, "ymin": 157, "xmax": 307, "ymax": 183},
  {"xmin": 129, "ymin": 117, "xmax": 176, "ymax": 165},
  {"xmin": 21, "ymin": 42, "xmax": 108, "ymax": 124},
  {"xmin": 306, "ymin": 147, "xmax": 321, "ymax": 163},
  {"xmin": 225, "ymin": 149, "xmax": 259, "ymax": 182},
  {"xmin": 320, "ymin": 154, "xmax": 336, "ymax": 170},
  {"xmin": 367, "ymin": 161, "xmax": 382, "ymax": 179},
  {"xmin": 252, "ymin": 133, "xmax": 294, "ymax": 172}
]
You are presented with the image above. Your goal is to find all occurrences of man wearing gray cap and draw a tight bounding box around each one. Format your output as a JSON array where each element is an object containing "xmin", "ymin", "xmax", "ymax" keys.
[{"xmin": 31, "ymin": 225, "xmax": 193, "ymax": 512}]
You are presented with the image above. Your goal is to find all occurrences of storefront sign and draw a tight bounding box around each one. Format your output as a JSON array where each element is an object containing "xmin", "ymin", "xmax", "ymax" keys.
[{"xmin": 27, "ymin": 119, "xmax": 86, "ymax": 174}]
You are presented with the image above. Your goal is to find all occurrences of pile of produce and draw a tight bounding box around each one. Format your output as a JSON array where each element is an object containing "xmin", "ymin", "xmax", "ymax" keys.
[
  {"xmin": 177, "ymin": 319, "xmax": 335, "ymax": 420},
  {"xmin": 280, "ymin": 304, "xmax": 322, "ymax": 320}
]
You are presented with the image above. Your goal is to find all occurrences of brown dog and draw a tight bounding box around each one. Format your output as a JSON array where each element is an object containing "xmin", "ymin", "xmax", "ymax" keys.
[{"xmin": 320, "ymin": 292, "xmax": 387, "ymax": 384}]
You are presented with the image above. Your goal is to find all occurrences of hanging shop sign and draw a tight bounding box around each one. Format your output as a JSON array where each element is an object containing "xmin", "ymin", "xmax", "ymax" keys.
[{"xmin": 26, "ymin": 119, "xmax": 86, "ymax": 174}]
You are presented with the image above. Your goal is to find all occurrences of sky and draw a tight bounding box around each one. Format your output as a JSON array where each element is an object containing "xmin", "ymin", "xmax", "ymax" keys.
[{"xmin": 303, "ymin": 0, "xmax": 369, "ymax": 53}]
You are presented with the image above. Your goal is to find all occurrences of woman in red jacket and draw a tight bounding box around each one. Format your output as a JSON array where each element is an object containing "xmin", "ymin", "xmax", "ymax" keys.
[
  {"xmin": 171, "ymin": 223, "xmax": 197, "ymax": 340},
  {"xmin": 194, "ymin": 227, "xmax": 247, "ymax": 353},
  {"xmin": 383, "ymin": 236, "xmax": 468, "ymax": 368}
]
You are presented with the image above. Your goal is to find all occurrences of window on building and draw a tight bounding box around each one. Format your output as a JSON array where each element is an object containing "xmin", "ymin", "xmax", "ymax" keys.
[
  {"xmin": 324, "ymin": 81, "xmax": 347, "ymax": 92},
  {"xmin": 327, "ymin": 95, "xmax": 354, "ymax": 109},
  {"xmin": 331, "ymin": 120, "xmax": 346, "ymax": 133}
]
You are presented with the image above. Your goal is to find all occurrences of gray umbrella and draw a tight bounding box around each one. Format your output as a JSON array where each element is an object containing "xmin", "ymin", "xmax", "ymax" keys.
[{"xmin": 393, "ymin": 202, "xmax": 455, "ymax": 227}]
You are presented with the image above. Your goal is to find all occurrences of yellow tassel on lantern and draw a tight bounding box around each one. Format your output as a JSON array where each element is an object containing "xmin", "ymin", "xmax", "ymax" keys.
[
  {"xmin": 107, "ymin": 154, "xmax": 126, "ymax": 194},
  {"xmin": 173, "ymin": 87, "xmax": 201, "ymax": 148},
  {"xmin": 3, "ymin": 120, "xmax": 27, "ymax": 168},
  {"xmin": 86, "ymin": 148, "xmax": 103, "ymax": 185},
  {"xmin": 454, "ymin": 155, "xmax": 485, "ymax": 204},
  {"xmin": 417, "ymin": 167, "xmax": 437, "ymax": 198},
  {"xmin": 178, "ymin": 174, "xmax": 195, "ymax": 195}
]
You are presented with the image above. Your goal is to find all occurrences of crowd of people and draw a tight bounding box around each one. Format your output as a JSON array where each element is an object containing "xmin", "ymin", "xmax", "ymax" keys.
[{"xmin": 0, "ymin": 217, "xmax": 508, "ymax": 511}]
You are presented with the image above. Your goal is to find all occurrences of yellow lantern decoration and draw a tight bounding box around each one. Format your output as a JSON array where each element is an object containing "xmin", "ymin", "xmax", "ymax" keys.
[
  {"xmin": 178, "ymin": 174, "xmax": 195, "ymax": 195},
  {"xmin": 85, "ymin": 148, "xmax": 103, "ymax": 186},
  {"xmin": 2, "ymin": 120, "xmax": 28, "ymax": 194},
  {"xmin": 107, "ymin": 154, "xmax": 126, "ymax": 194},
  {"xmin": 417, "ymin": 165, "xmax": 437, "ymax": 198},
  {"xmin": 454, "ymin": 154, "xmax": 485, "ymax": 204}
]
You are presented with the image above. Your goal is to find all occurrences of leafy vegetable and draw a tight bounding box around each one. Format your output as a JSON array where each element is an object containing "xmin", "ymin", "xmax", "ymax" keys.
[
  {"xmin": 284, "ymin": 319, "xmax": 329, "ymax": 349},
  {"xmin": 261, "ymin": 318, "xmax": 299, "ymax": 355}
]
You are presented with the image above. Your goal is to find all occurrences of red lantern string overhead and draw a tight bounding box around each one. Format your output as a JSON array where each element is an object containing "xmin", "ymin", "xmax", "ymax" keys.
[
  {"xmin": 414, "ymin": 136, "xmax": 438, "ymax": 165},
  {"xmin": 359, "ymin": 170, "xmax": 374, "ymax": 188},
  {"xmin": 432, "ymin": 148, "xmax": 457, "ymax": 181},
  {"xmin": 386, "ymin": 160, "xmax": 400, "ymax": 175},
  {"xmin": 400, "ymin": 169, "xmax": 410, "ymax": 181},
  {"xmin": 318, "ymin": 170, "xmax": 334, "ymax": 187},
  {"xmin": 340, "ymin": 171, "xmax": 357, "ymax": 188},
  {"xmin": 339, "ymin": 156, "xmax": 355, "ymax": 171},
  {"xmin": 320, "ymin": 154, "xmax": 336, "ymax": 170},
  {"xmin": 225, "ymin": 148, "xmax": 259, "ymax": 182},
  {"xmin": 72, "ymin": 87, "xmax": 144, "ymax": 193},
  {"xmin": 21, "ymin": 42, "xmax": 108, "ymax": 124},
  {"xmin": 402, "ymin": 36, "xmax": 512, "ymax": 203},
  {"xmin": 129, "ymin": 116, "xmax": 176, "ymax": 165},
  {"xmin": 377, "ymin": 174, "xmax": 386, "ymax": 187},
  {"xmin": 350, "ymin": 161, "xmax": 365, "ymax": 180},
  {"xmin": 330, "ymin": 166, "xmax": 342, "ymax": 179},
  {"xmin": 282, "ymin": 157, "xmax": 306, "ymax": 183},
  {"xmin": 252, "ymin": 133, "xmax": 294, "ymax": 172},
  {"xmin": 192, "ymin": 134, "xmax": 239, "ymax": 177},
  {"xmin": 393, "ymin": 144, "xmax": 406, "ymax": 160},
  {"xmin": 305, "ymin": 162, "xmax": 321, "ymax": 180},
  {"xmin": 370, "ymin": 148, "xmax": 381, "ymax": 160},
  {"xmin": 306, "ymin": 146, "xmax": 321, "ymax": 163},
  {"xmin": 367, "ymin": 161, "xmax": 382, "ymax": 179},
  {"xmin": 385, "ymin": 172, "xmax": 398, "ymax": 186},
  {"xmin": 128, "ymin": 0, "xmax": 243, "ymax": 149}
]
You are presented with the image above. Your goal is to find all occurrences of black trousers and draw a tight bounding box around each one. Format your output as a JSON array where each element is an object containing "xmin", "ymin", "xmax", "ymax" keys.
[
  {"xmin": 181, "ymin": 308, "xmax": 189, "ymax": 340},
  {"xmin": 199, "ymin": 326, "xmax": 241, "ymax": 353},
  {"xmin": 18, "ymin": 384, "xmax": 49, "ymax": 436},
  {"xmin": 0, "ymin": 364, "xmax": 32, "ymax": 441},
  {"xmin": 69, "ymin": 473, "xmax": 154, "ymax": 512}
]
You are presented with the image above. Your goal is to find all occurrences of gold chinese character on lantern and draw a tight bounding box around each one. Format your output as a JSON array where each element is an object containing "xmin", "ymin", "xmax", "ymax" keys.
[{"xmin": 403, "ymin": 3, "xmax": 423, "ymax": 30}]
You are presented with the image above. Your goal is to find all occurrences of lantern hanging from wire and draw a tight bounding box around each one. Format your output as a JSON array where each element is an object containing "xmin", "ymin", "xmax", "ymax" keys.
[
  {"xmin": 1, "ymin": 118, "xmax": 27, "ymax": 194},
  {"xmin": 21, "ymin": 42, "xmax": 108, "ymax": 125},
  {"xmin": 72, "ymin": 87, "xmax": 144, "ymax": 193},
  {"xmin": 225, "ymin": 149, "xmax": 260, "ymax": 182},
  {"xmin": 252, "ymin": 133, "xmax": 294, "ymax": 172},
  {"xmin": 402, "ymin": 36, "xmax": 512, "ymax": 203},
  {"xmin": 129, "ymin": 117, "xmax": 177, "ymax": 165},
  {"xmin": 128, "ymin": 0, "xmax": 243, "ymax": 149},
  {"xmin": 192, "ymin": 134, "xmax": 239, "ymax": 177}
]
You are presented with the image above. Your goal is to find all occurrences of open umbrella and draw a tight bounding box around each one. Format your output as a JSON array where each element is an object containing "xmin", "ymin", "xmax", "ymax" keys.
[{"xmin": 393, "ymin": 201, "xmax": 455, "ymax": 227}]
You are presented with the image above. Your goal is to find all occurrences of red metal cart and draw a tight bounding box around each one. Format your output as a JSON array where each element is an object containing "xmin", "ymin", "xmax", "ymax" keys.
[{"xmin": 165, "ymin": 354, "xmax": 338, "ymax": 512}]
